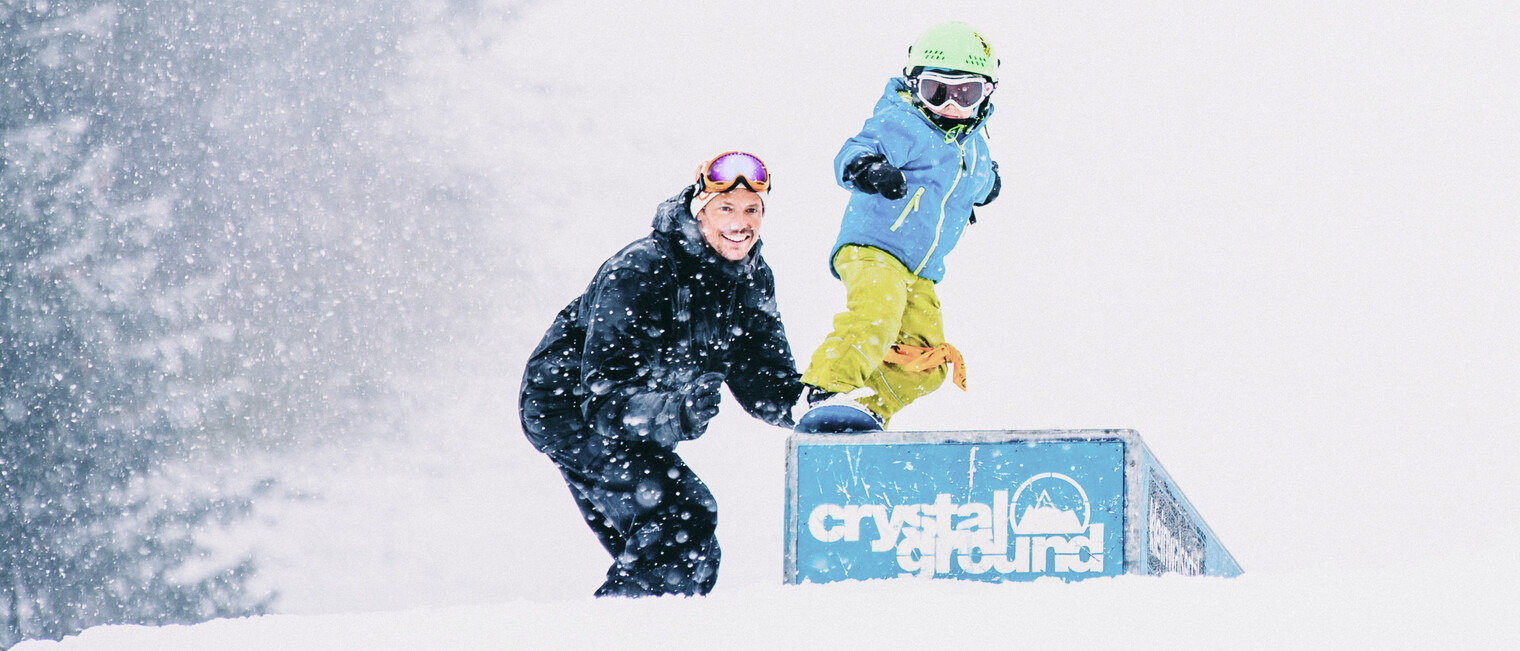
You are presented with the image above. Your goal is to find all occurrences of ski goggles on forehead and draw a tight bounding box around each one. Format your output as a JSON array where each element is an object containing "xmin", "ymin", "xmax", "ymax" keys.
[
  {"xmin": 696, "ymin": 151, "xmax": 771, "ymax": 194},
  {"xmin": 912, "ymin": 71, "xmax": 994, "ymax": 110}
]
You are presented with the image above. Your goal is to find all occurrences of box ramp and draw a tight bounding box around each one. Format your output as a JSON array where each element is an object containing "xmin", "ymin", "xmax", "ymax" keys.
[{"xmin": 785, "ymin": 429, "xmax": 1241, "ymax": 583}]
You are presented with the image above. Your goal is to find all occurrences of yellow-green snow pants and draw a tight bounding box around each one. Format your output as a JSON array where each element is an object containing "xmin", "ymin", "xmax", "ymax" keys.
[{"xmin": 801, "ymin": 245, "xmax": 947, "ymax": 425}]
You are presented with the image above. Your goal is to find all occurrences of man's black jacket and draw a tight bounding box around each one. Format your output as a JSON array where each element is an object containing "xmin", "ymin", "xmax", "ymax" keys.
[{"xmin": 519, "ymin": 186, "xmax": 803, "ymax": 453}]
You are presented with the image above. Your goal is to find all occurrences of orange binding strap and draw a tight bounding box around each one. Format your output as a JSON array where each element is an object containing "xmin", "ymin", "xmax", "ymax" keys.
[{"xmin": 882, "ymin": 343, "xmax": 968, "ymax": 391}]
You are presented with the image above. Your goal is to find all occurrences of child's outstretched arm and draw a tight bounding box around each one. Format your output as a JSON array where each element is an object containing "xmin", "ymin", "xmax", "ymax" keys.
[{"xmin": 833, "ymin": 117, "xmax": 918, "ymax": 191}]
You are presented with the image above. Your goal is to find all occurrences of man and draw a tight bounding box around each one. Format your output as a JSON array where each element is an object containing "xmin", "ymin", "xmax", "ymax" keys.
[{"xmin": 519, "ymin": 152, "xmax": 802, "ymax": 597}]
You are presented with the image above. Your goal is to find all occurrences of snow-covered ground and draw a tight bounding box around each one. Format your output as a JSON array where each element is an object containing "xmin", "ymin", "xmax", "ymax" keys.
[
  {"xmin": 17, "ymin": 0, "xmax": 1520, "ymax": 648},
  {"xmin": 17, "ymin": 556, "xmax": 1520, "ymax": 649}
]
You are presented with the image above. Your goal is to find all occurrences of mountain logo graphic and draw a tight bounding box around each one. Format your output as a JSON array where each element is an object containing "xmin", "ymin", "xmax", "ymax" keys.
[{"xmin": 1010, "ymin": 472, "xmax": 1091, "ymax": 535}]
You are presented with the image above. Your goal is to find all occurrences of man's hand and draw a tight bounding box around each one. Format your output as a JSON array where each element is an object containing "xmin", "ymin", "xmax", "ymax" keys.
[
  {"xmin": 680, "ymin": 372, "xmax": 725, "ymax": 438},
  {"xmin": 843, "ymin": 154, "xmax": 907, "ymax": 200}
]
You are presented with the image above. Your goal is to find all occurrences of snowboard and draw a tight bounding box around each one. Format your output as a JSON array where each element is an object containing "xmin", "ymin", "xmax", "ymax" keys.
[{"xmin": 794, "ymin": 404, "xmax": 884, "ymax": 434}]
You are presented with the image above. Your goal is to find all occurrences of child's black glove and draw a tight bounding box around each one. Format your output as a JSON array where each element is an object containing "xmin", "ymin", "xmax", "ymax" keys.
[
  {"xmin": 975, "ymin": 161, "xmax": 1001, "ymax": 207},
  {"xmin": 843, "ymin": 154, "xmax": 908, "ymax": 200}
]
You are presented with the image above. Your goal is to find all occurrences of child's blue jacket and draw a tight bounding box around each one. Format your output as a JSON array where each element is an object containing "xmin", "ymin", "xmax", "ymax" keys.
[{"xmin": 831, "ymin": 78, "xmax": 998, "ymax": 283}]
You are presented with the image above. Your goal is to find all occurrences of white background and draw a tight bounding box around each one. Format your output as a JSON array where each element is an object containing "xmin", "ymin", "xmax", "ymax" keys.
[{"xmin": 20, "ymin": 0, "xmax": 1520, "ymax": 648}]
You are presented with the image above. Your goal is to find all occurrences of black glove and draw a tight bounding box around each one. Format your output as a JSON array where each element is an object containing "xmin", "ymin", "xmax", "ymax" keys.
[
  {"xmin": 975, "ymin": 161, "xmax": 1001, "ymax": 207},
  {"xmin": 679, "ymin": 372, "xmax": 725, "ymax": 437},
  {"xmin": 843, "ymin": 153, "xmax": 907, "ymax": 200}
]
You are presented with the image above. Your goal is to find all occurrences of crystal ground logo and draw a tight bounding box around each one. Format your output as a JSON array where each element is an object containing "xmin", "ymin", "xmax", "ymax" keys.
[
  {"xmin": 806, "ymin": 472, "xmax": 1107, "ymax": 578},
  {"xmin": 1012, "ymin": 472, "xmax": 1090, "ymax": 534}
]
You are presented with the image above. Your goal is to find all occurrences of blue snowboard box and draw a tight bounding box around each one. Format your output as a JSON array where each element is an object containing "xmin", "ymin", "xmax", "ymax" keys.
[{"xmin": 784, "ymin": 429, "xmax": 1241, "ymax": 584}]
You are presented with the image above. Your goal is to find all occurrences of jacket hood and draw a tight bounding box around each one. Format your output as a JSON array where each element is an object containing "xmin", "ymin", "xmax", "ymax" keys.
[
  {"xmin": 651, "ymin": 185, "xmax": 761, "ymax": 279},
  {"xmin": 879, "ymin": 77, "xmax": 995, "ymax": 137}
]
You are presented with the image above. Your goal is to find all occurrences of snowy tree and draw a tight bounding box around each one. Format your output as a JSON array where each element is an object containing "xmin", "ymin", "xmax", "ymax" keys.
[
  {"xmin": 1, "ymin": 3, "xmax": 270, "ymax": 645},
  {"xmin": 2, "ymin": 0, "xmax": 491, "ymax": 644}
]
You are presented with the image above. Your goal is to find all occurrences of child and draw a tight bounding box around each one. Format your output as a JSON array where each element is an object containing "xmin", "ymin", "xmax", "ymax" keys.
[{"xmin": 800, "ymin": 21, "xmax": 1003, "ymax": 430}]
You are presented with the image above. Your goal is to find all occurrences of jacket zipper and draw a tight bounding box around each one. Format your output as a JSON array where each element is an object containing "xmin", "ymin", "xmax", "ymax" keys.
[
  {"xmin": 890, "ymin": 186, "xmax": 925, "ymax": 231},
  {"xmin": 914, "ymin": 140, "xmax": 968, "ymax": 275}
]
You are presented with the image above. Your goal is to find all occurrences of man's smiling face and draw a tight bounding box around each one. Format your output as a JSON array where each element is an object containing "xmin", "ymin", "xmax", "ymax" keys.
[{"xmin": 695, "ymin": 188, "xmax": 764, "ymax": 261}]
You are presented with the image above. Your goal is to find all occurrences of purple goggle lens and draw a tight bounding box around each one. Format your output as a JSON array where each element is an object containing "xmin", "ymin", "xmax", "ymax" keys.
[{"xmin": 702, "ymin": 152, "xmax": 770, "ymax": 192}]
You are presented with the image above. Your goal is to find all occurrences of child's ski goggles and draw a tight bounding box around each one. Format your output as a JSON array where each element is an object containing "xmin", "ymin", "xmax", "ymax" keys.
[
  {"xmin": 696, "ymin": 151, "xmax": 771, "ymax": 194},
  {"xmin": 911, "ymin": 71, "xmax": 994, "ymax": 110}
]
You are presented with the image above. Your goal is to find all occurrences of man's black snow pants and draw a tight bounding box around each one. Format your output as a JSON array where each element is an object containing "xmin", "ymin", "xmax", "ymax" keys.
[{"xmin": 546, "ymin": 434, "xmax": 720, "ymax": 597}]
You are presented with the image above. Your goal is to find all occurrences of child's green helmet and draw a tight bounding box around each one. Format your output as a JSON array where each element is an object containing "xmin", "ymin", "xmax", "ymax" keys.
[{"xmin": 905, "ymin": 21, "xmax": 999, "ymax": 83}]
